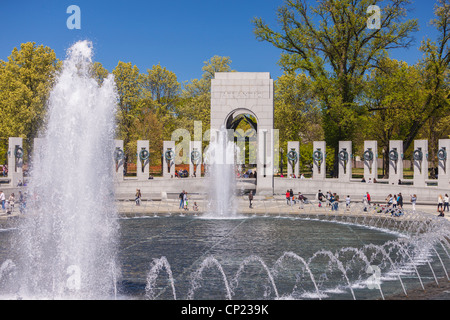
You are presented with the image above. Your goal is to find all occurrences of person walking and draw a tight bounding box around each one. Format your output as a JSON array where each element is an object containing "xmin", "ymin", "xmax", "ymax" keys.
[
  {"xmin": 286, "ymin": 190, "xmax": 290, "ymax": 205},
  {"xmin": 289, "ymin": 189, "xmax": 294, "ymax": 206},
  {"xmin": 444, "ymin": 194, "xmax": 449, "ymax": 212},
  {"xmin": 248, "ymin": 191, "xmax": 254, "ymax": 208},
  {"xmin": 392, "ymin": 194, "xmax": 397, "ymax": 209}
]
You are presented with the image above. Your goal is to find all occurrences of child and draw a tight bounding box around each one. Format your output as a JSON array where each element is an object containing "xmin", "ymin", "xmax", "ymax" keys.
[
  {"xmin": 193, "ymin": 201, "xmax": 198, "ymax": 211},
  {"xmin": 345, "ymin": 195, "xmax": 351, "ymax": 210},
  {"xmin": 8, "ymin": 193, "xmax": 14, "ymax": 214},
  {"xmin": 184, "ymin": 192, "xmax": 189, "ymax": 211},
  {"xmin": 5, "ymin": 200, "xmax": 11, "ymax": 215}
]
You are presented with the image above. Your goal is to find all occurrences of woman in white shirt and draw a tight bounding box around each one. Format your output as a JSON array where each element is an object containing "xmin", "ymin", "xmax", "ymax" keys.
[
  {"xmin": 437, "ymin": 195, "xmax": 444, "ymax": 213},
  {"xmin": 410, "ymin": 194, "xmax": 417, "ymax": 211}
]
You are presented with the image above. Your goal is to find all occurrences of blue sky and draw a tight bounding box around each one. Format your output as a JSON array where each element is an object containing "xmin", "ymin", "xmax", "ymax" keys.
[{"xmin": 0, "ymin": 1, "xmax": 441, "ymax": 84}]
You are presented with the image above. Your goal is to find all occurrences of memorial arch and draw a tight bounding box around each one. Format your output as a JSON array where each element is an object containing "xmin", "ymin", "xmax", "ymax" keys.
[{"xmin": 210, "ymin": 72, "xmax": 275, "ymax": 195}]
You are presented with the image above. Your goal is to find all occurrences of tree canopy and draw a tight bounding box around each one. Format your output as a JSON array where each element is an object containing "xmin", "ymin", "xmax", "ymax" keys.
[{"xmin": 0, "ymin": 0, "xmax": 449, "ymax": 176}]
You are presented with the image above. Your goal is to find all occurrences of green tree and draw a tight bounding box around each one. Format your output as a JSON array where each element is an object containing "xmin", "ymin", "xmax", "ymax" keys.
[
  {"xmin": 363, "ymin": 58, "xmax": 423, "ymax": 176},
  {"xmin": 401, "ymin": 0, "xmax": 450, "ymax": 153},
  {"xmin": 253, "ymin": 0, "xmax": 418, "ymax": 176},
  {"xmin": 135, "ymin": 63, "xmax": 181, "ymax": 167},
  {"xmin": 90, "ymin": 62, "xmax": 109, "ymax": 86},
  {"xmin": 0, "ymin": 42, "xmax": 60, "ymax": 161},
  {"xmin": 180, "ymin": 55, "xmax": 234, "ymax": 135},
  {"xmin": 112, "ymin": 61, "xmax": 144, "ymax": 169},
  {"xmin": 141, "ymin": 63, "xmax": 180, "ymax": 139},
  {"xmin": 275, "ymin": 72, "xmax": 323, "ymax": 143},
  {"xmin": 274, "ymin": 72, "xmax": 323, "ymax": 174}
]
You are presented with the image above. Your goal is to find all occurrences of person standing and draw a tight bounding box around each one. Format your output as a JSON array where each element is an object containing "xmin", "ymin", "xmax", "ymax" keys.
[
  {"xmin": 135, "ymin": 189, "xmax": 141, "ymax": 206},
  {"xmin": 317, "ymin": 190, "xmax": 324, "ymax": 202},
  {"xmin": 0, "ymin": 191, "xmax": 5, "ymax": 212},
  {"xmin": 248, "ymin": 191, "xmax": 254, "ymax": 209},
  {"xmin": 289, "ymin": 189, "xmax": 294, "ymax": 206},
  {"xmin": 444, "ymin": 194, "xmax": 449, "ymax": 212},
  {"xmin": 298, "ymin": 192, "xmax": 305, "ymax": 209},
  {"xmin": 437, "ymin": 195, "xmax": 444, "ymax": 213},
  {"xmin": 346, "ymin": 195, "xmax": 351, "ymax": 210},
  {"xmin": 8, "ymin": 193, "xmax": 14, "ymax": 214},
  {"xmin": 366, "ymin": 192, "xmax": 371, "ymax": 206},
  {"xmin": 179, "ymin": 190, "xmax": 185, "ymax": 209},
  {"xmin": 410, "ymin": 194, "xmax": 417, "ymax": 211},
  {"xmin": 286, "ymin": 190, "xmax": 290, "ymax": 205},
  {"xmin": 363, "ymin": 194, "xmax": 369, "ymax": 211},
  {"xmin": 334, "ymin": 193, "xmax": 339, "ymax": 211},
  {"xmin": 184, "ymin": 192, "xmax": 189, "ymax": 211},
  {"xmin": 397, "ymin": 193, "xmax": 403, "ymax": 209},
  {"xmin": 329, "ymin": 193, "xmax": 335, "ymax": 211}
]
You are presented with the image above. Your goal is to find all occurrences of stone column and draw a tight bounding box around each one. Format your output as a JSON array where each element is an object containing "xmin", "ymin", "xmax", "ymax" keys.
[
  {"xmin": 287, "ymin": 141, "xmax": 299, "ymax": 178},
  {"xmin": 136, "ymin": 140, "xmax": 150, "ymax": 181},
  {"xmin": 257, "ymin": 128, "xmax": 276, "ymax": 194},
  {"xmin": 388, "ymin": 140, "xmax": 403, "ymax": 185},
  {"xmin": 438, "ymin": 139, "xmax": 450, "ymax": 188},
  {"xmin": 210, "ymin": 72, "xmax": 274, "ymax": 195},
  {"xmin": 363, "ymin": 141, "xmax": 378, "ymax": 182},
  {"xmin": 338, "ymin": 141, "xmax": 352, "ymax": 182},
  {"xmin": 189, "ymin": 141, "xmax": 202, "ymax": 178},
  {"xmin": 312, "ymin": 141, "xmax": 326, "ymax": 180},
  {"xmin": 163, "ymin": 141, "xmax": 176, "ymax": 178},
  {"xmin": 113, "ymin": 140, "xmax": 124, "ymax": 182},
  {"xmin": 413, "ymin": 140, "xmax": 428, "ymax": 187},
  {"xmin": 8, "ymin": 137, "xmax": 24, "ymax": 187}
]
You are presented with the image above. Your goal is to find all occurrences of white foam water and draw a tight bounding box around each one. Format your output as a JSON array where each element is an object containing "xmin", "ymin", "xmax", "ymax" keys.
[
  {"xmin": 12, "ymin": 40, "xmax": 120, "ymax": 299},
  {"xmin": 203, "ymin": 126, "xmax": 241, "ymax": 218}
]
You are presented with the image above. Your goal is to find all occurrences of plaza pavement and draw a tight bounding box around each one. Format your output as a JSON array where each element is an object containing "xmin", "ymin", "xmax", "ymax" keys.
[
  {"xmin": 117, "ymin": 195, "xmax": 450, "ymax": 222},
  {"xmin": 1, "ymin": 196, "xmax": 447, "ymax": 222}
]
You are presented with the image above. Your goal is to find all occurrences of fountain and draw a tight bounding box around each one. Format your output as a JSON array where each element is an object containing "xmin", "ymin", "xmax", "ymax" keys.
[
  {"xmin": 0, "ymin": 42, "xmax": 449, "ymax": 301},
  {"xmin": 202, "ymin": 127, "xmax": 241, "ymax": 218},
  {"xmin": 1, "ymin": 40, "xmax": 119, "ymax": 299}
]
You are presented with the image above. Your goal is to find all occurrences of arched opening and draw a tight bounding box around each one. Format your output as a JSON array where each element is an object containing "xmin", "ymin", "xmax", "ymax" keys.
[{"xmin": 224, "ymin": 109, "xmax": 258, "ymax": 180}]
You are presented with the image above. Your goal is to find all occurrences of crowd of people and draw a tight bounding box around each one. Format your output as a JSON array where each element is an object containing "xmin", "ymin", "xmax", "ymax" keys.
[
  {"xmin": 0, "ymin": 190, "xmax": 26, "ymax": 215},
  {"xmin": 315, "ymin": 190, "xmax": 343, "ymax": 211},
  {"xmin": 276, "ymin": 188, "xmax": 448, "ymax": 218},
  {"xmin": 283, "ymin": 189, "xmax": 310, "ymax": 209},
  {"xmin": 178, "ymin": 190, "xmax": 198, "ymax": 211}
]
